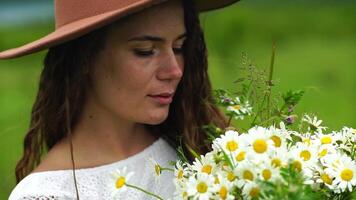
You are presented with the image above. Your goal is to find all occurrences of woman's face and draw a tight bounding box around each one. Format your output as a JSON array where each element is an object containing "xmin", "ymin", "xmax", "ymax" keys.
[{"xmin": 88, "ymin": 0, "xmax": 186, "ymax": 125}]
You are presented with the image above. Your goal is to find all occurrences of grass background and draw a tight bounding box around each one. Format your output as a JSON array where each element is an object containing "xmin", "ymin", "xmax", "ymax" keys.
[{"xmin": 0, "ymin": 0, "xmax": 355, "ymax": 198}]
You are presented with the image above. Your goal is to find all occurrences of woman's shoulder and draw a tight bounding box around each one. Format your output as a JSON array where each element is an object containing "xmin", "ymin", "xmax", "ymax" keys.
[
  {"xmin": 8, "ymin": 171, "xmax": 75, "ymax": 200},
  {"xmin": 8, "ymin": 136, "xmax": 178, "ymax": 200},
  {"xmin": 9, "ymin": 140, "xmax": 77, "ymax": 200}
]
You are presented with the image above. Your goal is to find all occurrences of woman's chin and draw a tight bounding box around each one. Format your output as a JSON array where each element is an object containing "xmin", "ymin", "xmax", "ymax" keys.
[{"xmin": 144, "ymin": 109, "xmax": 169, "ymax": 125}]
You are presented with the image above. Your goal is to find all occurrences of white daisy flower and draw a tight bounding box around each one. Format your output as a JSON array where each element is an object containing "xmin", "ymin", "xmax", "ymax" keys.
[
  {"xmin": 338, "ymin": 127, "xmax": 356, "ymax": 153},
  {"xmin": 268, "ymin": 147, "xmax": 290, "ymax": 168},
  {"xmin": 147, "ymin": 157, "xmax": 164, "ymax": 185},
  {"xmin": 258, "ymin": 160, "xmax": 282, "ymax": 183},
  {"xmin": 316, "ymin": 143, "xmax": 337, "ymax": 159},
  {"xmin": 300, "ymin": 134, "xmax": 317, "ymax": 147},
  {"xmin": 302, "ymin": 114, "xmax": 327, "ymax": 133},
  {"xmin": 232, "ymin": 149, "xmax": 248, "ymax": 165},
  {"xmin": 173, "ymin": 178, "xmax": 189, "ymax": 200},
  {"xmin": 324, "ymin": 154, "xmax": 356, "ymax": 193},
  {"xmin": 219, "ymin": 167, "xmax": 238, "ymax": 184},
  {"xmin": 320, "ymin": 152, "xmax": 342, "ymax": 168},
  {"xmin": 110, "ymin": 167, "xmax": 134, "ymax": 198},
  {"xmin": 290, "ymin": 158, "xmax": 313, "ymax": 181},
  {"xmin": 174, "ymin": 160, "xmax": 189, "ymax": 181},
  {"xmin": 241, "ymin": 181, "xmax": 261, "ymax": 200},
  {"xmin": 268, "ymin": 125, "xmax": 291, "ymax": 149},
  {"xmin": 226, "ymin": 97, "xmax": 253, "ymax": 120},
  {"xmin": 313, "ymin": 164, "xmax": 335, "ymax": 190},
  {"xmin": 186, "ymin": 173, "xmax": 215, "ymax": 200},
  {"xmin": 291, "ymin": 142, "xmax": 318, "ymax": 165},
  {"xmin": 289, "ymin": 144, "xmax": 317, "ymax": 178},
  {"xmin": 312, "ymin": 132, "xmax": 341, "ymax": 146},
  {"xmin": 245, "ymin": 126, "xmax": 275, "ymax": 161},
  {"xmin": 191, "ymin": 153, "xmax": 217, "ymax": 175},
  {"xmin": 211, "ymin": 174, "xmax": 235, "ymax": 200},
  {"xmin": 341, "ymin": 126, "xmax": 356, "ymax": 137},
  {"xmin": 234, "ymin": 161, "xmax": 258, "ymax": 187},
  {"xmin": 213, "ymin": 130, "xmax": 243, "ymax": 154}
]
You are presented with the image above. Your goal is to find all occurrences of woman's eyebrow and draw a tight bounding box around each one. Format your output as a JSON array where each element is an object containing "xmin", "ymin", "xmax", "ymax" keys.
[{"xmin": 127, "ymin": 33, "xmax": 187, "ymax": 42}]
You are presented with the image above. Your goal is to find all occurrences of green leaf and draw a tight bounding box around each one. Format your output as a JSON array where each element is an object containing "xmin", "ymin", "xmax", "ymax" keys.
[{"xmin": 184, "ymin": 142, "xmax": 201, "ymax": 160}]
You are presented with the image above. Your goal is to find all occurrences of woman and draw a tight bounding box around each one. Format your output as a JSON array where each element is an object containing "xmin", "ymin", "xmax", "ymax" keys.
[{"xmin": 0, "ymin": 0, "xmax": 239, "ymax": 199}]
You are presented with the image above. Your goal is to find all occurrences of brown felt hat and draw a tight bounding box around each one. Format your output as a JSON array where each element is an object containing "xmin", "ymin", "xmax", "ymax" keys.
[{"xmin": 0, "ymin": 0, "xmax": 239, "ymax": 59}]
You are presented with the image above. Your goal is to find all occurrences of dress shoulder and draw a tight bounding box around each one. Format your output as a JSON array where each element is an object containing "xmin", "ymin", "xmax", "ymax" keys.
[
  {"xmin": 8, "ymin": 136, "xmax": 178, "ymax": 200},
  {"xmin": 8, "ymin": 172, "xmax": 76, "ymax": 200}
]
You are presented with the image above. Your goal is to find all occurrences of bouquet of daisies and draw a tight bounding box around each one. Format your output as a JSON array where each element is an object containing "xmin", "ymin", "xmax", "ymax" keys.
[{"xmin": 173, "ymin": 120, "xmax": 356, "ymax": 200}]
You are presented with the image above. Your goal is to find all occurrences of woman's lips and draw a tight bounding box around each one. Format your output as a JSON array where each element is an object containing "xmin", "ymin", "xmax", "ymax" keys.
[{"xmin": 147, "ymin": 93, "xmax": 173, "ymax": 105}]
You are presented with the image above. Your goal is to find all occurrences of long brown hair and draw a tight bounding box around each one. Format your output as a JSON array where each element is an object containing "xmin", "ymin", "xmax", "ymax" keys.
[{"xmin": 15, "ymin": 0, "xmax": 227, "ymax": 194}]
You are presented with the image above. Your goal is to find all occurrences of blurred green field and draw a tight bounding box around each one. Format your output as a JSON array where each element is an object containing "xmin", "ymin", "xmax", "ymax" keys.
[{"xmin": 1, "ymin": 0, "xmax": 355, "ymax": 198}]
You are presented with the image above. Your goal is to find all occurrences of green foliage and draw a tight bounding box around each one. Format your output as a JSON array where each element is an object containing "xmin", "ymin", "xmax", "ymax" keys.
[
  {"xmin": 258, "ymin": 164, "xmax": 327, "ymax": 200},
  {"xmin": 282, "ymin": 90, "xmax": 305, "ymax": 109},
  {"xmin": 202, "ymin": 124, "xmax": 223, "ymax": 143},
  {"xmin": 212, "ymin": 50, "xmax": 306, "ymax": 131}
]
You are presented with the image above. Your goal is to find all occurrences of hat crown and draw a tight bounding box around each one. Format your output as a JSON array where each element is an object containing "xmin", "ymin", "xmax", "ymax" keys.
[
  {"xmin": 54, "ymin": 0, "xmax": 150, "ymax": 28},
  {"xmin": 0, "ymin": 0, "xmax": 239, "ymax": 59}
]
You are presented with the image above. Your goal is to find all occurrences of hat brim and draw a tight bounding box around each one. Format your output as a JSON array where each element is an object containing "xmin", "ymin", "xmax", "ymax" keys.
[{"xmin": 0, "ymin": 0, "xmax": 239, "ymax": 59}]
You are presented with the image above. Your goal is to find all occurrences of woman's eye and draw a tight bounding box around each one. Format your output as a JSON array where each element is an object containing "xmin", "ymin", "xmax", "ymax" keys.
[
  {"xmin": 133, "ymin": 47, "xmax": 183, "ymax": 57},
  {"xmin": 173, "ymin": 47, "xmax": 183, "ymax": 55},
  {"xmin": 133, "ymin": 49, "xmax": 154, "ymax": 57}
]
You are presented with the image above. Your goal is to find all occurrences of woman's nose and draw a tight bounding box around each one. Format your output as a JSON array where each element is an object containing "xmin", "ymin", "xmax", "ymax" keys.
[{"xmin": 156, "ymin": 50, "xmax": 184, "ymax": 81}]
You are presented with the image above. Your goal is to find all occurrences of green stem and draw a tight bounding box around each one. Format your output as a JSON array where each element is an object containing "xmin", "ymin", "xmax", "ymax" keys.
[
  {"xmin": 126, "ymin": 183, "xmax": 164, "ymax": 200},
  {"xmin": 227, "ymin": 115, "xmax": 233, "ymax": 126},
  {"xmin": 250, "ymin": 93, "xmax": 268, "ymax": 127},
  {"xmin": 269, "ymin": 42, "xmax": 276, "ymax": 86},
  {"xmin": 259, "ymin": 116, "xmax": 279, "ymax": 126},
  {"xmin": 267, "ymin": 42, "xmax": 276, "ymax": 120},
  {"xmin": 161, "ymin": 167, "xmax": 174, "ymax": 172}
]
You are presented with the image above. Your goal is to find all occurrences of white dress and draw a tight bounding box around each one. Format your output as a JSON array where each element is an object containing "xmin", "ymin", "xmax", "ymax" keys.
[{"xmin": 9, "ymin": 137, "xmax": 178, "ymax": 200}]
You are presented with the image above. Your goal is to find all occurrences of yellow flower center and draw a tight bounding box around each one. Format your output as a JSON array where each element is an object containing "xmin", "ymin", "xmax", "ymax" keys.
[
  {"xmin": 227, "ymin": 171, "xmax": 236, "ymax": 182},
  {"xmin": 352, "ymin": 129, "xmax": 356, "ymax": 134},
  {"xmin": 318, "ymin": 149, "xmax": 328, "ymax": 157},
  {"xmin": 115, "ymin": 177, "xmax": 126, "ymax": 189},
  {"xmin": 262, "ymin": 169, "xmax": 272, "ymax": 180},
  {"xmin": 340, "ymin": 169, "xmax": 353, "ymax": 181},
  {"xmin": 202, "ymin": 165, "xmax": 212, "ymax": 174},
  {"xmin": 214, "ymin": 176, "xmax": 220, "ymax": 184},
  {"xmin": 321, "ymin": 136, "xmax": 332, "ymax": 144},
  {"xmin": 293, "ymin": 161, "xmax": 302, "ymax": 172},
  {"xmin": 253, "ymin": 139, "xmax": 268, "ymax": 153},
  {"xmin": 249, "ymin": 187, "xmax": 260, "ymax": 198},
  {"xmin": 183, "ymin": 191, "xmax": 188, "ymax": 198},
  {"xmin": 219, "ymin": 186, "xmax": 228, "ymax": 199},
  {"xmin": 243, "ymin": 170, "xmax": 254, "ymax": 181},
  {"xmin": 300, "ymin": 150, "xmax": 311, "ymax": 161},
  {"xmin": 196, "ymin": 182, "xmax": 208, "ymax": 193},
  {"xmin": 303, "ymin": 138, "xmax": 311, "ymax": 146},
  {"xmin": 270, "ymin": 135, "xmax": 282, "ymax": 147},
  {"xmin": 271, "ymin": 158, "xmax": 282, "ymax": 167},
  {"xmin": 235, "ymin": 151, "xmax": 246, "ymax": 162},
  {"xmin": 321, "ymin": 173, "xmax": 333, "ymax": 185},
  {"xmin": 154, "ymin": 164, "xmax": 161, "ymax": 176},
  {"xmin": 232, "ymin": 104, "xmax": 241, "ymax": 110},
  {"xmin": 226, "ymin": 140, "xmax": 238, "ymax": 152},
  {"xmin": 178, "ymin": 170, "xmax": 183, "ymax": 179}
]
